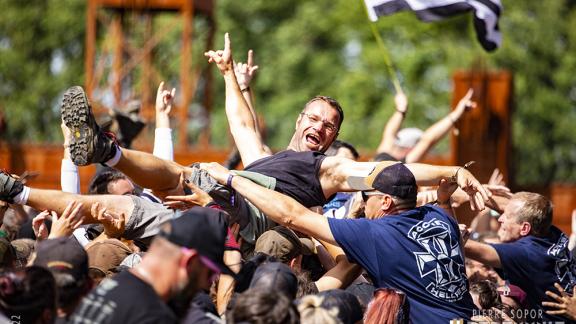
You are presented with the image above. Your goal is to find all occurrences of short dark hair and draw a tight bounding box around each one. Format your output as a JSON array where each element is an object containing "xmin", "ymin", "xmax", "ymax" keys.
[
  {"xmin": 0, "ymin": 266, "xmax": 57, "ymax": 323},
  {"xmin": 470, "ymin": 280, "xmax": 501, "ymax": 309},
  {"xmin": 325, "ymin": 140, "xmax": 359, "ymax": 159},
  {"xmin": 88, "ymin": 169, "xmax": 129, "ymax": 194},
  {"xmin": 227, "ymin": 289, "xmax": 300, "ymax": 324},
  {"xmin": 303, "ymin": 96, "xmax": 344, "ymax": 131},
  {"xmin": 317, "ymin": 289, "xmax": 364, "ymax": 324}
]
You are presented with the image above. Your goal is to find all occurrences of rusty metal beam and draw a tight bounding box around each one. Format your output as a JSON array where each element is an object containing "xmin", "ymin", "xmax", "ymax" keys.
[
  {"xmin": 85, "ymin": 0, "xmax": 97, "ymax": 98},
  {"xmin": 178, "ymin": 0, "xmax": 193, "ymax": 149},
  {"xmin": 92, "ymin": 0, "xmax": 213, "ymax": 14}
]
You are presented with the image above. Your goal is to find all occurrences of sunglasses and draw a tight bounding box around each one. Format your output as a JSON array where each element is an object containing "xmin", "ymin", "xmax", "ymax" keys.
[{"xmin": 361, "ymin": 191, "xmax": 383, "ymax": 202}]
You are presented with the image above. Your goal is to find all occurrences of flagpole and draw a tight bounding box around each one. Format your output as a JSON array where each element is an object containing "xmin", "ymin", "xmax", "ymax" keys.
[{"xmin": 360, "ymin": 0, "xmax": 403, "ymax": 94}]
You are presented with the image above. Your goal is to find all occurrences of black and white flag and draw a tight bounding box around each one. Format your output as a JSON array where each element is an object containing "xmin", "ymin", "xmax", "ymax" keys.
[{"xmin": 364, "ymin": 0, "xmax": 502, "ymax": 51}]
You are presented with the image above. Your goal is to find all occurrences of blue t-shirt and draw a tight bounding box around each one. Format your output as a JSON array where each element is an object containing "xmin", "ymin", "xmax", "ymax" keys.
[
  {"xmin": 328, "ymin": 205, "xmax": 475, "ymax": 323},
  {"xmin": 322, "ymin": 192, "xmax": 353, "ymax": 213},
  {"xmin": 492, "ymin": 226, "xmax": 576, "ymax": 322}
]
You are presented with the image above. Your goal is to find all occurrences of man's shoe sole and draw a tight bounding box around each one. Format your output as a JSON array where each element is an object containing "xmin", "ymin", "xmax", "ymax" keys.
[{"xmin": 61, "ymin": 86, "xmax": 95, "ymax": 166}]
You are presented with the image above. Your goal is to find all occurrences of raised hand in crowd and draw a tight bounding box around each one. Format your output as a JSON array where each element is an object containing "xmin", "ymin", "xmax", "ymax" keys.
[
  {"xmin": 377, "ymin": 90, "xmax": 408, "ymax": 154},
  {"xmin": 204, "ymin": 32, "xmax": 233, "ymax": 75},
  {"xmin": 90, "ymin": 202, "xmax": 125, "ymax": 239},
  {"xmin": 453, "ymin": 88, "xmax": 476, "ymax": 119},
  {"xmin": 33, "ymin": 201, "xmax": 84, "ymax": 240},
  {"xmin": 49, "ymin": 201, "xmax": 84, "ymax": 239},
  {"xmin": 163, "ymin": 179, "xmax": 214, "ymax": 210},
  {"xmin": 454, "ymin": 166, "xmax": 491, "ymax": 211},
  {"xmin": 436, "ymin": 178, "xmax": 459, "ymax": 217},
  {"xmin": 488, "ymin": 168, "xmax": 506, "ymax": 187},
  {"xmin": 155, "ymin": 81, "xmax": 176, "ymax": 129},
  {"xmin": 234, "ymin": 49, "xmax": 259, "ymax": 91},
  {"xmin": 32, "ymin": 210, "xmax": 51, "ymax": 240},
  {"xmin": 542, "ymin": 283, "xmax": 576, "ymax": 321}
]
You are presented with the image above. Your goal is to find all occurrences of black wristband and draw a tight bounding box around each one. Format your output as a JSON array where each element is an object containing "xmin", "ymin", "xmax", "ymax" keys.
[{"xmin": 240, "ymin": 86, "xmax": 250, "ymax": 93}]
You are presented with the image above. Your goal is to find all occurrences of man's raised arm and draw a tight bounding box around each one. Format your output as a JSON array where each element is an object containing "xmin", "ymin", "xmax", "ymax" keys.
[
  {"xmin": 200, "ymin": 162, "xmax": 337, "ymax": 245},
  {"xmin": 405, "ymin": 89, "xmax": 475, "ymax": 163},
  {"xmin": 204, "ymin": 33, "xmax": 270, "ymax": 166},
  {"xmin": 376, "ymin": 91, "xmax": 408, "ymax": 154}
]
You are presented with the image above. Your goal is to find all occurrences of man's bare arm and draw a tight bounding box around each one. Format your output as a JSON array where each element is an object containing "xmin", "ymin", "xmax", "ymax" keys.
[
  {"xmin": 204, "ymin": 34, "xmax": 270, "ymax": 166},
  {"xmin": 464, "ymin": 239, "xmax": 502, "ymax": 268},
  {"xmin": 376, "ymin": 91, "xmax": 408, "ymax": 153},
  {"xmin": 405, "ymin": 89, "xmax": 475, "ymax": 163},
  {"xmin": 321, "ymin": 157, "xmax": 490, "ymax": 210},
  {"xmin": 201, "ymin": 162, "xmax": 337, "ymax": 245}
]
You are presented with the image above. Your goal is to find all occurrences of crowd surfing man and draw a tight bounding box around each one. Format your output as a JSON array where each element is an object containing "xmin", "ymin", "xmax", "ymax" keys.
[
  {"xmin": 0, "ymin": 33, "xmax": 488, "ymax": 247},
  {"xmin": 199, "ymin": 161, "xmax": 478, "ymax": 323}
]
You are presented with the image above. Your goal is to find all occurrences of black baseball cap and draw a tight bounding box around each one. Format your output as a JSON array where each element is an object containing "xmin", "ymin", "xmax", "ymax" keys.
[
  {"xmin": 33, "ymin": 237, "xmax": 89, "ymax": 281},
  {"xmin": 347, "ymin": 162, "xmax": 417, "ymax": 200},
  {"xmin": 159, "ymin": 207, "xmax": 235, "ymax": 276},
  {"xmin": 249, "ymin": 262, "xmax": 298, "ymax": 299}
]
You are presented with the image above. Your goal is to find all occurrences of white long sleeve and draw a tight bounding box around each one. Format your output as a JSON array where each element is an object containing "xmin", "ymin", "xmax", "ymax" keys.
[
  {"xmin": 61, "ymin": 158, "xmax": 91, "ymax": 246},
  {"xmin": 153, "ymin": 127, "xmax": 174, "ymax": 161},
  {"xmin": 61, "ymin": 158, "xmax": 81, "ymax": 194}
]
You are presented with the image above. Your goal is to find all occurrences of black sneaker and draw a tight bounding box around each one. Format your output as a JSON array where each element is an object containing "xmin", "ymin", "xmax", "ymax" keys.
[
  {"xmin": 0, "ymin": 170, "xmax": 23, "ymax": 203},
  {"xmin": 61, "ymin": 86, "xmax": 117, "ymax": 166}
]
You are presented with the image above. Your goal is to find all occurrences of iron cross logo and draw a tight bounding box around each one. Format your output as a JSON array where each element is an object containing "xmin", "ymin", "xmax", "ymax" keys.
[
  {"xmin": 547, "ymin": 234, "xmax": 576, "ymax": 291},
  {"xmin": 409, "ymin": 218, "xmax": 468, "ymax": 301}
]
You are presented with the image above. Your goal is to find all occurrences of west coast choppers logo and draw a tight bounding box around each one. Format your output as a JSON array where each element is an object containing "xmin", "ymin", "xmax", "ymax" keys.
[
  {"xmin": 409, "ymin": 219, "xmax": 468, "ymax": 301},
  {"xmin": 547, "ymin": 234, "xmax": 576, "ymax": 291}
]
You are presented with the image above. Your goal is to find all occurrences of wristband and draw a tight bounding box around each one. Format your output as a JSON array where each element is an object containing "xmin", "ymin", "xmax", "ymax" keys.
[
  {"xmin": 450, "ymin": 161, "xmax": 476, "ymax": 183},
  {"xmin": 240, "ymin": 86, "xmax": 250, "ymax": 93},
  {"xmin": 226, "ymin": 174, "xmax": 235, "ymax": 187}
]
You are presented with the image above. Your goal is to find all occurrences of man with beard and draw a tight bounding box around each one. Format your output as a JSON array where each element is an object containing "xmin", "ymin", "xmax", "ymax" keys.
[{"xmin": 69, "ymin": 207, "xmax": 234, "ymax": 323}]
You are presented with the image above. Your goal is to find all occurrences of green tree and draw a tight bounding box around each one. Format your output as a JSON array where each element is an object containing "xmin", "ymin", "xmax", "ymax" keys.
[
  {"xmin": 1, "ymin": 0, "xmax": 574, "ymax": 185},
  {"xmin": 0, "ymin": 0, "xmax": 86, "ymax": 142},
  {"xmin": 213, "ymin": 0, "xmax": 576, "ymax": 185}
]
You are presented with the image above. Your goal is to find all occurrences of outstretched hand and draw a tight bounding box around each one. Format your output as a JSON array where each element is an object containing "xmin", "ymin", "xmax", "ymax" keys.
[
  {"xmin": 455, "ymin": 88, "xmax": 476, "ymax": 113},
  {"xmin": 48, "ymin": 201, "xmax": 84, "ymax": 239},
  {"xmin": 156, "ymin": 81, "xmax": 176, "ymax": 116},
  {"xmin": 394, "ymin": 91, "xmax": 408, "ymax": 114},
  {"xmin": 437, "ymin": 178, "xmax": 458, "ymax": 204},
  {"xmin": 455, "ymin": 168, "xmax": 491, "ymax": 211},
  {"xmin": 32, "ymin": 210, "xmax": 51, "ymax": 240},
  {"xmin": 200, "ymin": 162, "xmax": 232, "ymax": 185},
  {"xmin": 91, "ymin": 202, "xmax": 125, "ymax": 238},
  {"xmin": 234, "ymin": 49, "xmax": 259, "ymax": 89},
  {"xmin": 543, "ymin": 283, "xmax": 576, "ymax": 320},
  {"xmin": 164, "ymin": 180, "xmax": 214, "ymax": 210},
  {"xmin": 204, "ymin": 33, "xmax": 233, "ymax": 75}
]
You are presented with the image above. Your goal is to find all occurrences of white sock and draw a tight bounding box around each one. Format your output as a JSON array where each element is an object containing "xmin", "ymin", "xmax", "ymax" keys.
[
  {"xmin": 13, "ymin": 186, "xmax": 30, "ymax": 205},
  {"xmin": 105, "ymin": 147, "xmax": 122, "ymax": 167}
]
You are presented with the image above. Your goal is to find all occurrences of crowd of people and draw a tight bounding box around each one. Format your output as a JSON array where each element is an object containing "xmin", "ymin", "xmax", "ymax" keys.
[{"xmin": 1, "ymin": 33, "xmax": 575, "ymax": 324}]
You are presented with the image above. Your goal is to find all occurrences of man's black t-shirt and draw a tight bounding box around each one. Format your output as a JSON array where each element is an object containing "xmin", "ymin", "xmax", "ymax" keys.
[
  {"xmin": 245, "ymin": 150, "xmax": 328, "ymax": 207},
  {"xmin": 69, "ymin": 270, "xmax": 177, "ymax": 324}
]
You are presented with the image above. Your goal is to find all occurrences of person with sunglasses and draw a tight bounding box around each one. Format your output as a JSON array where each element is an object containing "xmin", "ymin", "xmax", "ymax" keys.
[{"xmin": 200, "ymin": 161, "xmax": 480, "ymax": 323}]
